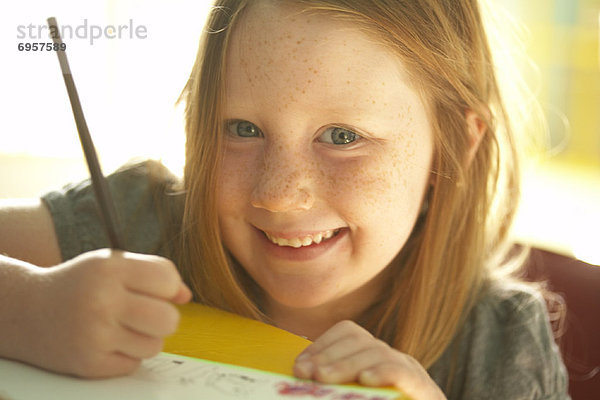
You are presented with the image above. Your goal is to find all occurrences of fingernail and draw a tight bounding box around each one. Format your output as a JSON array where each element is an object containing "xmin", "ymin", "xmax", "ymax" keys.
[
  {"xmin": 359, "ymin": 370, "xmax": 378, "ymax": 385},
  {"xmin": 295, "ymin": 360, "xmax": 313, "ymax": 378},
  {"xmin": 317, "ymin": 364, "xmax": 335, "ymax": 377}
]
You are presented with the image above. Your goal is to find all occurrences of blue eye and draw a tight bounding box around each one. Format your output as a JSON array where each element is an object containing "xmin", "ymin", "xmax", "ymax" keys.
[
  {"xmin": 318, "ymin": 127, "xmax": 360, "ymax": 145},
  {"xmin": 227, "ymin": 120, "xmax": 263, "ymax": 138}
]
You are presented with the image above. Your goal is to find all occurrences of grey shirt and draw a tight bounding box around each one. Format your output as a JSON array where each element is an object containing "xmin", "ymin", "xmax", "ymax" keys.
[{"xmin": 42, "ymin": 161, "xmax": 570, "ymax": 400}]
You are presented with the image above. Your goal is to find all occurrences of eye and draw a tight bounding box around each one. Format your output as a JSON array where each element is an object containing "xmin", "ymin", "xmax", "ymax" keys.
[
  {"xmin": 227, "ymin": 120, "xmax": 263, "ymax": 138},
  {"xmin": 318, "ymin": 126, "xmax": 361, "ymax": 145}
]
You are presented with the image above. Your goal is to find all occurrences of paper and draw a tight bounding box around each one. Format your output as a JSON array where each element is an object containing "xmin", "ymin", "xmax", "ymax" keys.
[{"xmin": 0, "ymin": 352, "xmax": 404, "ymax": 400}]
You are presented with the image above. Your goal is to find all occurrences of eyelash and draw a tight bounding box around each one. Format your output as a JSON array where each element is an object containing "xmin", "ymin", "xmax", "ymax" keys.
[{"xmin": 225, "ymin": 120, "xmax": 364, "ymax": 147}]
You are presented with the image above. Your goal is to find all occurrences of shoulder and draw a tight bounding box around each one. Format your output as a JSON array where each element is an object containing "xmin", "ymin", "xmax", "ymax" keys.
[
  {"xmin": 429, "ymin": 279, "xmax": 570, "ymax": 400},
  {"xmin": 475, "ymin": 279, "xmax": 549, "ymax": 330},
  {"xmin": 42, "ymin": 160, "xmax": 182, "ymax": 260}
]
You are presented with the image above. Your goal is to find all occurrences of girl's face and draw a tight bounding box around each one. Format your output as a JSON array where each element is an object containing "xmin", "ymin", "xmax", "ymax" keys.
[{"xmin": 217, "ymin": 2, "xmax": 434, "ymax": 315}]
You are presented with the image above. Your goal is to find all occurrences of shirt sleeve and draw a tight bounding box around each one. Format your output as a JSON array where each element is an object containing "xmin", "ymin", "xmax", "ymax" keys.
[
  {"xmin": 429, "ymin": 281, "xmax": 570, "ymax": 400},
  {"xmin": 41, "ymin": 160, "xmax": 175, "ymax": 261}
]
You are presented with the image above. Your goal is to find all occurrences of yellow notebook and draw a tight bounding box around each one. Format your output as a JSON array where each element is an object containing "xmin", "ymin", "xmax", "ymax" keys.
[{"xmin": 163, "ymin": 302, "xmax": 311, "ymax": 375}]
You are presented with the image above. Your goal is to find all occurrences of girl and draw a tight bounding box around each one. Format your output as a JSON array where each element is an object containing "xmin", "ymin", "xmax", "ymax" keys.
[{"xmin": 0, "ymin": 0, "xmax": 569, "ymax": 399}]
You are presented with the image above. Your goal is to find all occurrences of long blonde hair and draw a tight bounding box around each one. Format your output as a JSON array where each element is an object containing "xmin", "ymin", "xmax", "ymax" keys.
[{"xmin": 177, "ymin": 0, "xmax": 522, "ymax": 370}]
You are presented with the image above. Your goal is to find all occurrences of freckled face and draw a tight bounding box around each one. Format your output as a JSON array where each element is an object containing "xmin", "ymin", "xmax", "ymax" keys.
[{"xmin": 217, "ymin": 2, "xmax": 434, "ymax": 313}]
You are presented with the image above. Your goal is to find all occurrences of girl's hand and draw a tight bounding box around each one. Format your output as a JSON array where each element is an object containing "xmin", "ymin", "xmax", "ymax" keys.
[
  {"xmin": 5, "ymin": 249, "xmax": 191, "ymax": 378},
  {"xmin": 293, "ymin": 320, "xmax": 446, "ymax": 400}
]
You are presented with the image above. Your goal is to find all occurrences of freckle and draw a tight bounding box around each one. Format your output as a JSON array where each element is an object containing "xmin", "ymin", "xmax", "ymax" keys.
[
  {"xmin": 302, "ymin": 90, "xmax": 306, "ymax": 94},
  {"xmin": 307, "ymin": 79, "xmax": 312, "ymax": 84}
]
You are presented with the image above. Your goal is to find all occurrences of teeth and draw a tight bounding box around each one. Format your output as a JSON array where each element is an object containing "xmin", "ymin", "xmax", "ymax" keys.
[
  {"xmin": 265, "ymin": 229, "xmax": 339, "ymax": 248},
  {"xmin": 289, "ymin": 238, "xmax": 302, "ymax": 248},
  {"xmin": 313, "ymin": 233, "xmax": 323, "ymax": 244}
]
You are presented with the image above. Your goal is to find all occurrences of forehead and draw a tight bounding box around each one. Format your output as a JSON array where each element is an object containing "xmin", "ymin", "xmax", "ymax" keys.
[{"xmin": 224, "ymin": 1, "xmax": 419, "ymax": 116}]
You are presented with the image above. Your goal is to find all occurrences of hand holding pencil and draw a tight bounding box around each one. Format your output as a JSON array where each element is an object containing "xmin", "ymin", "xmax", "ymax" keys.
[
  {"xmin": 0, "ymin": 18, "xmax": 193, "ymax": 378},
  {"xmin": 11, "ymin": 249, "xmax": 191, "ymax": 377}
]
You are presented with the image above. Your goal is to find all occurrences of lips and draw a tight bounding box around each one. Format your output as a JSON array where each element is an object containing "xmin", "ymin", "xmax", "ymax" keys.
[{"xmin": 263, "ymin": 229, "xmax": 341, "ymax": 248}]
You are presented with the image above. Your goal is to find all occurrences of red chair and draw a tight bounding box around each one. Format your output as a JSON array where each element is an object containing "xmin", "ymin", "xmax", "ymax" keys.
[{"xmin": 525, "ymin": 248, "xmax": 600, "ymax": 399}]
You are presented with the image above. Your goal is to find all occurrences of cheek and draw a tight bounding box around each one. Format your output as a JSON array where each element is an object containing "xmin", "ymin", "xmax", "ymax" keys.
[
  {"xmin": 217, "ymin": 148, "xmax": 257, "ymax": 212},
  {"xmin": 321, "ymin": 136, "xmax": 430, "ymax": 227}
]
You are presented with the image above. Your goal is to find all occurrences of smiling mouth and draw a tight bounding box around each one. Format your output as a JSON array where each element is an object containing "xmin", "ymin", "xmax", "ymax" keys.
[{"xmin": 263, "ymin": 229, "xmax": 341, "ymax": 248}]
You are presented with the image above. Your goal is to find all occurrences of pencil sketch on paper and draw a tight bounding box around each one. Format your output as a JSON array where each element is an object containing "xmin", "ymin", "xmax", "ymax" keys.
[
  {"xmin": 205, "ymin": 370, "xmax": 266, "ymax": 396},
  {"xmin": 136, "ymin": 355, "xmax": 268, "ymax": 396}
]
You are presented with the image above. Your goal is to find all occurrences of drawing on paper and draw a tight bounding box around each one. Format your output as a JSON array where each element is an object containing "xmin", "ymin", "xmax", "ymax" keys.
[{"xmin": 132, "ymin": 354, "xmax": 400, "ymax": 399}]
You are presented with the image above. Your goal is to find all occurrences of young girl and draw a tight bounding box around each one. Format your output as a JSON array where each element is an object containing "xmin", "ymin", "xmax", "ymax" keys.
[{"xmin": 0, "ymin": 0, "xmax": 569, "ymax": 399}]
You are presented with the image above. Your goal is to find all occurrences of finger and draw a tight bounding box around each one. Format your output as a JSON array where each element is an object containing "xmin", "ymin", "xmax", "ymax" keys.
[
  {"xmin": 297, "ymin": 320, "xmax": 372, "ymax": 358},
  {"xmin": 119, "ymin": 253, "xmax": 185, "ymax": 300},
  {"xmin": 92, "ymin": 352, "xmax": 142, "ymax": 378},
  {"xmin": 104, "ymin": 353, "xmax": 143, "ymax": 377},
  {"xmin": 294, "ymin": 321, "xmax": 375, "ymax": 379},
  {"xmin": 115, "ymin": 326, "xmax": 164, "ymax": 360},
  {"xmin": 171, "ymin": 282, "xmax": 193, "ymax": 304},
  {"xmin": 359, "ymin": 360, "xmax": 446, "ymax": 399},
  {"xmin": 312, "ymin": 342, "xmax": 391, "ymax": 384},
  {"xmin": 72, "ymin": 351, "xmax": 141, "ymax": 379},
  {"xmin": 311, "ymin": 333, "xmax": 376, "ymax": 364},
  {"xmin": 119, "ymin": 292, "xmax": 181, "ymax": 337},
  {"xmin": 294, "ymin": 334, "xmax": 373, "ymax": 379}
]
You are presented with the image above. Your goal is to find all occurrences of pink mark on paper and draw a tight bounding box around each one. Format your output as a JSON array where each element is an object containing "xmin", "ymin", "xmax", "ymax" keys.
[
  {"xmin": 276, "ymin": 381, "xmax": 393, "ymax": 400},
  {"xmin": 276, "ymin": 381, "xmax": 334, "ymax": 397}
]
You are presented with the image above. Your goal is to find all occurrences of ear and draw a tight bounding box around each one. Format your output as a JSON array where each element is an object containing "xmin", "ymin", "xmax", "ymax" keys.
[{"xmin": 465, "ymin": 110, "xmax": 487, "ymax": 166}]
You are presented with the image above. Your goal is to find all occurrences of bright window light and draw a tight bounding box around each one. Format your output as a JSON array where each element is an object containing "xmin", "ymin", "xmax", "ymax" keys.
[{"xmin": 1, "ymin": 0, "xmax": 212, "ymax": 176}]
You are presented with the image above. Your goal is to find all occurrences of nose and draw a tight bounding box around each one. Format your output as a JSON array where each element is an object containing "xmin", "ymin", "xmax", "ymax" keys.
[{"xmin": 250, "ymin": 147, "xmax": 315, "ymax": 213}]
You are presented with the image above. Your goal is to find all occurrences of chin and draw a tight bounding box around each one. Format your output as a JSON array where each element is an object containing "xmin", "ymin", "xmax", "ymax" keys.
[{"xmin": 264, "ymin": 281, "xmax": 348, "ymax": 310}]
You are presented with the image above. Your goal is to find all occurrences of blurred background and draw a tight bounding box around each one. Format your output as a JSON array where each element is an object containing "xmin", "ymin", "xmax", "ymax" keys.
[{"xmin": 0, "ymin": 0, "xmax": 599, "ymax": 265}]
